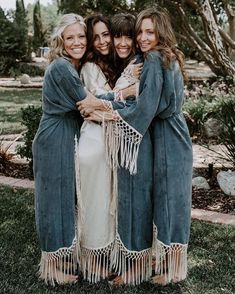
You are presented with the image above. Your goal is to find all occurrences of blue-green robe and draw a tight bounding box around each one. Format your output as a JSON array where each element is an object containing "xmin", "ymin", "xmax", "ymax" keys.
[
  {"xmin": 32, "ymin": 57, "xmax": 118, "ymax": 285},
  {"xmin": 106, "ymin": 51, "xmax": 192, "ymax": 284}
]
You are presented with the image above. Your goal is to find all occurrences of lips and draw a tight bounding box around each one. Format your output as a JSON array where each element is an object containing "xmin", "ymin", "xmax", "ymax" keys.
[
  {"xmin": 72, "ymin": 48, "xmax": 85, "ymax": 53},
  {"xmin": 99, "ymin": 45, "xmax": 109, "ymax": 51}
]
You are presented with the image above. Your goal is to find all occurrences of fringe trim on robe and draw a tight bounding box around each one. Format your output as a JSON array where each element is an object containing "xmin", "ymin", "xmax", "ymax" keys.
[
  {"xmin": 111, "ymin": 234, "xmax": 153, "ymax": 285},
  {"xmin": 103, "ymin": 115, "xmax": 142, "ymax": 175},
  {"xmin": 152, "ymin": 224, "xmax": 188, "ymax": 284},
  {"xmin": 80, "ymin": 241, "xmax": 114, "ymax": 283},
  {"xmin": 39, "ymin": 239, "xmax": 78, "ymax": 286}
]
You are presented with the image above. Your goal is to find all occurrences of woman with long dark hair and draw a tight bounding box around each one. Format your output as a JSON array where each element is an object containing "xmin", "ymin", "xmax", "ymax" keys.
[
  {"xmin": 76, "ymin": 14, "xmax": 140, "ymax": 283},
  {"xmin": 80, "ymin": 6, "xmax": 192, "ymax": 286}
]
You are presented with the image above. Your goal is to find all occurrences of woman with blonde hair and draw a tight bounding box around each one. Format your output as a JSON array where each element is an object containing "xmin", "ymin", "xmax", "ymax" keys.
[{"xmin": 32, "ymin": 13, "xmax": 118, "ymax": 286}]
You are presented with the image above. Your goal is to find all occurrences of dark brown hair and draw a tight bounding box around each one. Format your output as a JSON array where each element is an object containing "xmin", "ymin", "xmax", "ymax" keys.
[
  {"xmin": 136, "ymin": 6, "xmax": 187, "ymax": 80},
  {"xmin": 83, "ymin": 14, "xmax": 116, "ymax": 88},
  {"xmin": 111, "ymin": 13, "xmax": 137, "ymax": 82}
]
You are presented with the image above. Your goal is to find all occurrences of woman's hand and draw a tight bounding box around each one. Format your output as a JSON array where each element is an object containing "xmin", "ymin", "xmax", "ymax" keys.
[
  {"xmin": 85, "ymin": 110, "xmax": 119, "ymax": 122},
  {"xmin": 118, "ymin": 84, "xmax": 137, "ymax": 100},
  {"xmin": 77, "ymin": 92, "xmax": 103, "ymax": 116},
  {"xmin": 131, "ymin": 63, "xmax": 143, "ymax": 79},
  {"xmin": 126, "ymin": 59, "xmax": 143, "ymax": 79}
]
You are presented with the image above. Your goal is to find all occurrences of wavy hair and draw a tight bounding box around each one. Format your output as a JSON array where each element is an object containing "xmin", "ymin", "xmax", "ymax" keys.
[
  {"xmin": 83, "ymin": 14, "xmax": 116, "ymax": 88},
  {"xmin": 136, "ymin": 6, "xmax": 187, "ymax": 80},
  {"xmin": 47, "ymin": 13, "xmax": 86, "ymax": 64}
]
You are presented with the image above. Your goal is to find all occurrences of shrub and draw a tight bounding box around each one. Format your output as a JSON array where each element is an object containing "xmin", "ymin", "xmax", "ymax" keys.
[
  {"xmin": 16, "ymin": 105, "xmax": 42, "ymax": 175},
  {"xmin": 215, "ymin": 99, "xmax": 235, "ymax": 165}
]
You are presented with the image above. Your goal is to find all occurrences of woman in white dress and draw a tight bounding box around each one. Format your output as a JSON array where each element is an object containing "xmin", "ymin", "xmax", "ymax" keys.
[{"xmin": 76, "ymin": 14, "xmax": 141, "ymax": 283}]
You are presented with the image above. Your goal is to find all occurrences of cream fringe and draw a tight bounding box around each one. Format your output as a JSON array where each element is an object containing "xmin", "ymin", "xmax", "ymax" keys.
[
  {"xmin": 80, "ymin": 241, "xmax": 114, "ymax": 283},
  {"xmin": 111, "ymin": 234, "xmax": 152, "ymax": 285},
  {"xmin": 153, "ymin": 225, "xmax": 188, "ymax": 284},
  {"xmin": 103, "ymin": 116, "xmax": 142, "ymax": 175},
  {"xmin": 39, "ymin": 239, "xmax": 78, "ymax": 286}
]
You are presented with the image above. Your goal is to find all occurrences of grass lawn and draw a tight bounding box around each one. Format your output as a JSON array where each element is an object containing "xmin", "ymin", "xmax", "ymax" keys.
[
  {"xmin": 0, "ymin": 88, "xmax": 42, "ymax": 134},
  {"xmin": 0, "ymin": 184, "xmax": 234, "ymax": 294}
]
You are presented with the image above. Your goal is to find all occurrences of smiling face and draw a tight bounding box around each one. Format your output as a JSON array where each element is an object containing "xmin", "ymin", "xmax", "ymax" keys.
[
  {"xmin": 63, "ymin": 22, "xmax": 87, "ymax": 66},
  {"xmin": 136, "ymin": 18, "xmax": 158, "ymax": 53},
  {"xmin": 114, "ymin": 35, "xmax": 133, "ymax": 59},
  {"xmin": 93, "ymin": 21, "xmax": 111, "ymax": 55}
]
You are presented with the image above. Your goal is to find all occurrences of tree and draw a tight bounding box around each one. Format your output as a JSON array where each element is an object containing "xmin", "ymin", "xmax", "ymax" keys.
[
  {"xmin": 33, "ymin": 0, "xmax": 45, "ymax": 52},
  {"xmin": 57, "ymin": 0, "xmax": 130, "ymax": 16},
  {"xmin": 14, "ymin": 0, "xmax": 29, "ymax": 61},
  {"xmin": 132, "ymin": 0, "xmax": 235, "ymax": 78}
]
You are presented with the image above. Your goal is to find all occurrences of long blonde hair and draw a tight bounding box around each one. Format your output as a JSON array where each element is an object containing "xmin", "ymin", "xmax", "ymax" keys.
[
  {"xmin": 48, "ymin": 13, "xmax": 86, "ymax": 63},
  {"xmin": 136, "ymin": 6, "xmax": 187, "ymax": 80}
]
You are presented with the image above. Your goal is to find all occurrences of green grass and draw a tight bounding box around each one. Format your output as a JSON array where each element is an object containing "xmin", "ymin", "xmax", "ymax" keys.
[
  {"xmin": 0, "ymin": 184, "xmax": 234, "ymax": 294},
  {"xmin": 0, "ymin": 89, "xmax": 42, "ymax": 134}
]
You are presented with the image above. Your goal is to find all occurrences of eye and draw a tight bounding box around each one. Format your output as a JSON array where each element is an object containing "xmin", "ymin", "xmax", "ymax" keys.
[{"xmin": 103, "ymin": 32, "xmax": 110, "ymax": 37}]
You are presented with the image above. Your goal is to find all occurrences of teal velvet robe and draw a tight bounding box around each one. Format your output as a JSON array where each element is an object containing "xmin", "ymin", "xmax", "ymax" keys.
[{"xmin": 107, "ymin": 51, "xmax": 192, "ymax": 283}]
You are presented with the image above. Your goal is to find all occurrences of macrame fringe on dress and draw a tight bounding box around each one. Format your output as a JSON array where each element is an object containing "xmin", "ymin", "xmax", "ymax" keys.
[
  {"xmin": 111, "ymin": 234, "xmax": 152, "ymax": 285},
  {"xmin": 103, "ymin": 116, "xmax": 142, "ymax": 175},
  {"xmin": 39, "ymin": 239, "xmax": 78, "ymax": 286},
  {"xmin": 153, "ymin": 225, "xmax": 188, "ymax": 284}
]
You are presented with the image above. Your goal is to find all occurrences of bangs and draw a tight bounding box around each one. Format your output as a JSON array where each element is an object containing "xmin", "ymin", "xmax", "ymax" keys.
[{"xmin": 111, "ymin": 15, "xmax": 135, "ymax": 39}]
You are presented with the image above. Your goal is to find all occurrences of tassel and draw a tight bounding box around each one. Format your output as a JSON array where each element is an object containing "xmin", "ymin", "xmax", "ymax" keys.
[{"xmin": 103, "ymin": 116, "xmax": 142, "ymax": 175}]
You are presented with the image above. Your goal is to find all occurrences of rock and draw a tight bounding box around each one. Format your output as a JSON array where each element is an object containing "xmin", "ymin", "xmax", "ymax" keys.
[
  {"xmin": 192, "ymin": 176, "xmax": 210, "ymax": 190},
  {"xmin": 20, "ymin": 74, "xmax": 31, "ymax": 84},
  {"xmin": 204, "ymin": 118, "xmax": 222, "ymax": 138},
  {"xmin": 217, "ymin": 171, "xmax": 235, "ymax": 196}
]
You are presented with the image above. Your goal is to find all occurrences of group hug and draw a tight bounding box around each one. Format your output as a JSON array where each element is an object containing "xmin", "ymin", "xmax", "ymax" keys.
[{"xmin": 32, "ymin": 4, "xmax": 193, "ymax": 287}]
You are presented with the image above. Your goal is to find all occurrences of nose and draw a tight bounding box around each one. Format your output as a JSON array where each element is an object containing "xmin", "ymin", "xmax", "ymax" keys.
[
  {"xmin": 120, "ymin": 36, "xmax": 127, "ymax": 46},
  {"xmin": 74, "ymin": 36, "xmax": 81, "ymax": 45},
  {"xmin": 139, "ymin": 32, "xmax": 147, "ymax": 41},
  {"xmin": 99, "ymin": 36, "xmax": 105, "ymax": 45}
]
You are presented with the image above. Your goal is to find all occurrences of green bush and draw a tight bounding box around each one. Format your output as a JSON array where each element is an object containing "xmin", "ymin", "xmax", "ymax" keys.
[
  {"xmin": 10, "ymin": 62, "xmax": 45, "ymax": 77},
  {"xmin": 16, "ymin": 105, "xmax": 42, "ymax": 175},
  {"xmin": 0, "ymin": 57, "xmax": 45, "ymax": 77},
  {"xmin": 215, "ymin": 99, "xmax": 235, "ymax": 165}
]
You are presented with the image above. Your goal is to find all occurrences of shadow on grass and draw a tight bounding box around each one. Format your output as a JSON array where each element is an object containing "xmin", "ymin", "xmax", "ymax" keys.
[{"xmin": 0, "ymin": 185, "xmax": 234, "ymax": 294}]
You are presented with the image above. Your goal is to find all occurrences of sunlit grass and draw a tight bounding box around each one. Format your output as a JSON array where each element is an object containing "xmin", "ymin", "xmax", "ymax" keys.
[
  {"xmin": 0, "ymin": 184, "xmax": 234, "ymax": 294},
  {"xmin": 0, "ymin": 89, "xmax": 42, "ymax": 134}
]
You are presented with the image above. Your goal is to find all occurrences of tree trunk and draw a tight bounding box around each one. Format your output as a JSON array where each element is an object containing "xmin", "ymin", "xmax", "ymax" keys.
[{"xmin": 199, "ymin": 0, "xmax": 235, "ymax": 76}]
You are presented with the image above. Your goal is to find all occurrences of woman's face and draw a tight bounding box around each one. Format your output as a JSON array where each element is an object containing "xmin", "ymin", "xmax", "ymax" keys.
[
  {"xmin": 63, "ymin": 23, "xmax": 87, "ymax": 65},
  {"xmin": 114, "ymin": 35, "xmax": 133, "ymax": 59},
  {"xmin": 93, "ymin": 21, "xmax": 111, "ymax": 55},
  {"xmin": 136, "ymin": 18, "xmax": 158, "ymax": 53}
]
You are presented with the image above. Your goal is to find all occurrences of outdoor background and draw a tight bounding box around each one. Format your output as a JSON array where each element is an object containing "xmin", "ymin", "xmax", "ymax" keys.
[{"xmin": 0, "ymin": 1, "xmax": 234, "ymax": 294}]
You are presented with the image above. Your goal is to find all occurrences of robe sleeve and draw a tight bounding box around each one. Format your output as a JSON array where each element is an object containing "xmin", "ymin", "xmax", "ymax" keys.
[
  {"xmin": 103, "ymin": 52, "xmax": 164, "ymax": 174},
  {"xmin": 58, "ymin": 60, "xmax": 87, "ymax": 102}
]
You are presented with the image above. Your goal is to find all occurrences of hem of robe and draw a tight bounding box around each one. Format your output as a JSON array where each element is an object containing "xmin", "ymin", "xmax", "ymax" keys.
[
  {"xmin": 80, "ymin": 240, "xmax": 114, "ymax": 283},
  {"xmin": 152, "ymin": 224, "xmax": 188, "ymax": 284},
  {"xmin": 103, "ymin": 114, "xmax": 142, "ymax": 175},
  {"xmin": 38, "ymin": 238, "xmax": 79, "ymax": 286}
]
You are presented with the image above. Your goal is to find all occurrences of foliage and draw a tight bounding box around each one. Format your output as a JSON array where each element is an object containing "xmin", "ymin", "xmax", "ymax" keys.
[
  {"xmin": 57, "ymin": 0, "xmax": 130, "ymax": 16},
  {"xmin": 14, "ymin": 0, "xmax": 30, "ymax": 61},
  {"xmin": 16, "ymin": 105, "xmax": 42, "ymax": 169},
  {"xmin": 184, "ymin": 78, "xmax": 235, "ymax": 134},
  {"xmin": 27, "ymin": 0, "xmax": 59, "ymax": 45},
  {"xmin": 215, "ymin": 99, "xmax": 235, "ymax": 164},
  {"xmin": 33, "ymin": 0, "xmax": 46, "ymax": 51},
  {"xmin": 0, "ymin": 56, "xmax": 45, "ymax": 77}
]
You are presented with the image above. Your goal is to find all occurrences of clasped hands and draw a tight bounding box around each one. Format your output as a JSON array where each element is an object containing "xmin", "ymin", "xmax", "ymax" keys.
[{"xmin": 77, "ymin": 84, "xmax": 136, "ymax": 122}]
